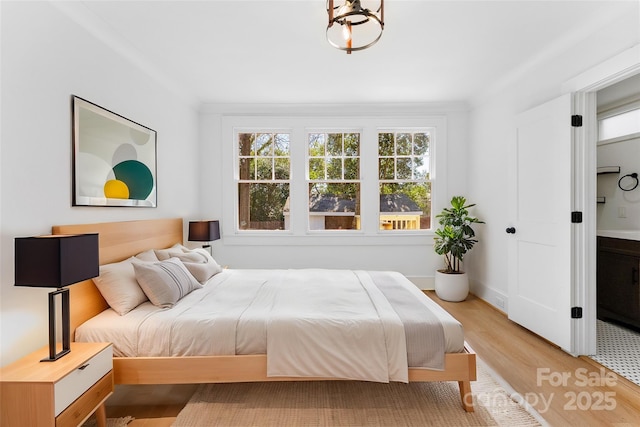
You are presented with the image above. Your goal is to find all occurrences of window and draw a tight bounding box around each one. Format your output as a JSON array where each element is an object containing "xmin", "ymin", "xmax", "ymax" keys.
[
  {"xmin": 308, "ymin": 132, "xmax": 361, "ymax": 230},
  {"xmin": 225, "ymin": 114, "xmax": 445, "ymax": 241},
  {"xmin": 598, "ymin": 107, "xmax": 640, "ymax": 142},
  {"xmin": 237, "ymin": 132, "xmax": 290, "ymax": 230},
  {"xmin": 378, "ymin": 131, "xmax": 431, "ymax": 230}
]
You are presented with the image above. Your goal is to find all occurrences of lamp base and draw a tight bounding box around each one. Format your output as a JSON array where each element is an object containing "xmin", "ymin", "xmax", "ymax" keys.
[
  {"xmin": 202, "ymin": 244, "xmax": 212, "ymax": 256},
  {"xmin": 41, "ymin": 348, "xmax": 70, "ymax": 362},
  {"xmin": 41, "ymin": 288, "xmax": 71, "ymax": 362}
]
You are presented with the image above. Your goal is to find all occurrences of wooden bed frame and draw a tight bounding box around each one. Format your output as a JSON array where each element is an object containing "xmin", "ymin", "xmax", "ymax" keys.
[{"xmin": 53, "ymin": 218, "xmax": 477, "ymax": 412}]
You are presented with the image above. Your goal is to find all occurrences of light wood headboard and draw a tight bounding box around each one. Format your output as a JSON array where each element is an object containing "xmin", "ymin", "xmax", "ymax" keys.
[{"xmin": 52, "ymin": 218, "xmax": 183, "ymax": 339}]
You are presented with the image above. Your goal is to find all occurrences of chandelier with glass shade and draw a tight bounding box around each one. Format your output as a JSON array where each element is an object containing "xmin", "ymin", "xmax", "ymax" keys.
[{"xmin": 326, "ymin": 0, "xmax": 384, "ymax": 54}]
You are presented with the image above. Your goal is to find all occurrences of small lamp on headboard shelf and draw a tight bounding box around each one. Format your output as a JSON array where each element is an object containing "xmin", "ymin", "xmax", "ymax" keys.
[
  {"xmin": 14, "ymin": 233, "xmax": 99, "ymax": 362},
  {"xmin": 188, "ymin": 220, "xmax": 220, "ymax": 254}
]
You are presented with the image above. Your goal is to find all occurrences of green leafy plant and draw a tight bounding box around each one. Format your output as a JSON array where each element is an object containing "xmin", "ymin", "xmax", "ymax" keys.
[{"xmin": 433, "ymin": 196, "xmax": 484, "ymax": 273}]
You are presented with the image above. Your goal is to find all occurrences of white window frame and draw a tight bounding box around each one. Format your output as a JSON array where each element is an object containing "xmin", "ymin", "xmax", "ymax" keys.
[
  {"xmin": 306, "ymin": 129, "xmax": 362, "ymax": 233},
  {"xmin": 221, "ymin": 114, "xmax": 447, "ymax": 246},
  {"xmin": 235, "ymin": 130, "xmax": 292, "ymax": 232},
  {"xmin": 377, "ymin": 128, "xmax": 434, "ymax": 232},
  {"xmin": 597, "ymin": 99, "xmax": 640, "ymax": 145}
]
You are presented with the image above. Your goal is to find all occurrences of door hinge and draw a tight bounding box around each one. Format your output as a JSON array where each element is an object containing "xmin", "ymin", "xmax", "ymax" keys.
[
  {"xmin": 571, "ymin": 307, "xmax": 583, "ymax": 319},
  {"xmin": 571, "ymin": 115, "xmax": 583, "ymax": 127},
  {"xmin": 571, "ymin": 211, "xmax": 583, "ymax": 223}
]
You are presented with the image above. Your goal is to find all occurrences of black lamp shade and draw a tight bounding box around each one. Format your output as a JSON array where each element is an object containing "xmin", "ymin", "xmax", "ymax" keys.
[
  {"xmin": 15, "ymin": 234, "xmax": 99, "ymax": 288},
  {"xmin": 188, "ymin": 221, "xmax": 220, "ymax": 242}
]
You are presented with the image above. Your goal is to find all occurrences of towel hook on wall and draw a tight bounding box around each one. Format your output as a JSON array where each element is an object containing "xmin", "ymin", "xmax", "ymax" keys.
[{"xmin": 618, "ymin": 172, "xmax": 639, "ymax": 192}]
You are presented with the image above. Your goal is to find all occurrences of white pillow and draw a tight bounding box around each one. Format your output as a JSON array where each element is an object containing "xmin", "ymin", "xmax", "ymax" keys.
[
  {"xmin": 163, "ymin": 250, "xmax": 223, "ymax": 283},
  {"xmin": 166, "ymin": 250, "xmax": 206, "ymax": 263},
  {"xmin": 155, "ymin": 246, "xmax": 223, "ymax": 283},
  {"xmin": 133, "ymin": 258, "xmax": 202, "ymax": 308},
  {"xmin": 154, "ymin": 243, "xmax": 190, "ymax": 261},
  {"xmin": 93, "ymin": 258, "xmax": 148, "ymax": 315},
  {"xmin": 192, "ymin": 248, "xmax": 224, "ymax": 272},
  {"xmin": 135, "ymin": 249, "xmax": 159, "ymax": 262},
  {"xmin": 172, "ymin": 243, "xmax": 191, "ymax": 252}
]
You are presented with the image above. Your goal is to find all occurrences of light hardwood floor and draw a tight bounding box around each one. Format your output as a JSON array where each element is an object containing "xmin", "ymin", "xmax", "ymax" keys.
[
  {"xmin": 431, "ymin": 292, "xmax": 640, "ymax": 426},
  {"xmin": 101, "ymin": 292, "xmax": 640, "ymax": 426}
]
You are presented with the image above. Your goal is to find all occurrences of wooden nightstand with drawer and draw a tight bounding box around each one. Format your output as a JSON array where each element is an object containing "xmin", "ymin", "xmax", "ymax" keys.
[{"xmin": 1, "ymin": 342, "xmax": 113, "ymax": 427}]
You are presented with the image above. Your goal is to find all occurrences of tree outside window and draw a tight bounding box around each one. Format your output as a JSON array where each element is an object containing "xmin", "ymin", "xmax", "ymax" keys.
[
  {"xmin": 378, "ymin": 131, "xmax": 431, "ymax": 230},
  {"xmin": 238, "ymin": 132, "xmax": 290, "ymax": 230}
]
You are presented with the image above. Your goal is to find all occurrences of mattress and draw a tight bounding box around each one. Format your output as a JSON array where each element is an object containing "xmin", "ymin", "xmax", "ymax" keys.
[{"xmin": 77, "ymin": 269, "xmax": 465, "ymax": 382}]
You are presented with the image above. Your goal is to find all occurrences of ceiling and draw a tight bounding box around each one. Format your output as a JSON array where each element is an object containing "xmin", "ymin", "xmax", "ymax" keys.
[{"xmin": 59, "ymin": 1, "xmax": 637, "ymax": 106}]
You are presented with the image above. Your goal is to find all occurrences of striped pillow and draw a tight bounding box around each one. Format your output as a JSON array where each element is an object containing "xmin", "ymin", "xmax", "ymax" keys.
[{"xmin": 133, "ymin": 258, "xmax": 202, "ymax": 308}]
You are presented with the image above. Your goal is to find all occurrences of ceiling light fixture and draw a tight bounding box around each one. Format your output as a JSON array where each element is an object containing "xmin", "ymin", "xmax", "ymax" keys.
[{"xmin": 327, "ymin": 0, "xmax": 384, "ymax": 54}]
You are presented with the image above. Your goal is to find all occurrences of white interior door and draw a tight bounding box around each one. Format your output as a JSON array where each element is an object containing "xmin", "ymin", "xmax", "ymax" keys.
[{"xmin": 507, "ymin": 93, "xmax": 574, "ymax": 352}]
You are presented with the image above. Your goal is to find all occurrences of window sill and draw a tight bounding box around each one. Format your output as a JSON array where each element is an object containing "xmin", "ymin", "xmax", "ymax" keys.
[{"xmin": 223, "ymin": 232, "xmax": 434, "ymax": 246}]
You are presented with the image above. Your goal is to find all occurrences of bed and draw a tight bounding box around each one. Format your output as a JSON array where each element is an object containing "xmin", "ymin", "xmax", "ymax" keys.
[{"xmin": 53, "ymin": 218, "xmax": 476, "ymax": 412}]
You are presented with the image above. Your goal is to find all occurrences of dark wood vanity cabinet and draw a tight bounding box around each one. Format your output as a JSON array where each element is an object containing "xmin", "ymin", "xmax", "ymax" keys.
[{"xmin": 597, "ymin": 237, "xmax": 640, "ymax": 330}]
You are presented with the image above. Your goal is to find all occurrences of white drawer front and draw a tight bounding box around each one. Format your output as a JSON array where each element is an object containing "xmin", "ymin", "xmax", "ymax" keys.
[{"xmin": 54, "ymin": 346, "xmax": 112, "ymax": 416}]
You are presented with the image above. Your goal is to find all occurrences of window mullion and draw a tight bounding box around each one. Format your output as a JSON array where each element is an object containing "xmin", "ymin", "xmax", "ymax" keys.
[
  {"xmin": 290, "ymin": 126, "xmax": 307, "ymax": 234},
  {"xmin": 360, "ymin": 126, "xmax": 378, "ymax": 234}
]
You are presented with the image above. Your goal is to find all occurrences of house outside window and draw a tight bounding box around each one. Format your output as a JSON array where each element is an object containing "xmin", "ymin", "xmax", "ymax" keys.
[
  {"xmin": 378, "ymin": 130, "xmax": 432, "ymax": 230},
  {"xmin": 225, "ymin": 114, "xmax": 445, "ymax": 241},
  {"xmin": 237, "ymin": 132, "xmax": 290, "ymax": 230},
  {"xmin": 307, "ymin": 132, "xmax": 361, "ymax": 231}
]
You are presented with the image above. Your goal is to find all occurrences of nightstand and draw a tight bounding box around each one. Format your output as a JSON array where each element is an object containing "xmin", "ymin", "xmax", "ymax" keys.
[{"xmin": 1, "ymin": 342, "xmax": 113, "ymax": 427}]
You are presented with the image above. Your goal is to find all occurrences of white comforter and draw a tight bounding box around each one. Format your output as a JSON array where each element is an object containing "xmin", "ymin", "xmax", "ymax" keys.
[
  {"xmin": 77, "ymin": 269, "xmax": 461, "ymax": 383},
  {"xmin": 262, "ymin": 269, "xmax": 408, "ymax": 382}
]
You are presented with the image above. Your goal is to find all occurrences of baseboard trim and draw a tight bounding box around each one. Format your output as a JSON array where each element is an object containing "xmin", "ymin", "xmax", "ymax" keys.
[
  {"xmin": 470, "ymin": 283, "xmax": 509, "ymax": 314},
  {"xmin": 472, "ymin": 292, "xmax": 507, "ymax": 317}
]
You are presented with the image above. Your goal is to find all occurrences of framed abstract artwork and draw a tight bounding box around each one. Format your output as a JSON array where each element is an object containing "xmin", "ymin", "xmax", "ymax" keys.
[{"xmin": 72, "ymin": 96, "xmax": 157, "ymax": 207}]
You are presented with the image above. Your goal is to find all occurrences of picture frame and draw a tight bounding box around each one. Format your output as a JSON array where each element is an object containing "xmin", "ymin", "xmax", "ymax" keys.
[{"xmin": 72, "ymin": 96, "xmax": 157, "ymax": 207}]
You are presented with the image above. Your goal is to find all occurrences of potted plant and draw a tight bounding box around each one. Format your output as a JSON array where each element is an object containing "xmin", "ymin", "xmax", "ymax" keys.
[{"xmin": 433, "ymin": 196, "xmax": 484, "ymax": 301}]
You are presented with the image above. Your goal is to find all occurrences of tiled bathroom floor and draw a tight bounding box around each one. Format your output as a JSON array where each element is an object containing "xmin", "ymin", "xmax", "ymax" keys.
[{"xmin": 591, "ymin": 320, "xmax": 640, "ymax": 387}]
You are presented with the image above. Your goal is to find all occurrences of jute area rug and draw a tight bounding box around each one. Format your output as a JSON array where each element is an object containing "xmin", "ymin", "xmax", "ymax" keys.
[{"xmin": 172, "ymin": 360, "xmax": 543, "ymax": 427}]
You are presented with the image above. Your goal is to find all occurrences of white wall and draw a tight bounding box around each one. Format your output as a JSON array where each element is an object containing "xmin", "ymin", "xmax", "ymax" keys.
[
  {"xmin": 466, "ymin": 8, "xmax": 640, "ymax": 311},
  {"xmin": 0, "ymin": 2, "xmax": 200, "ymax": 365},
  {"xmin": 596, "ymin": 75, "xmax": 640, "ymax": 231},
  {"xmin": 597, "ymin": 136, "xmax": 640, "ymax": 230},
  {"xmin": 198, "ymin": 104, "xmax": 469, "ymax": 286}
]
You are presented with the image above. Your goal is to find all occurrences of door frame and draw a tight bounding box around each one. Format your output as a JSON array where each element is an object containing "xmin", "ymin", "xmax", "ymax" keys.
[{"xmin": 564, "ymin": 44, "xmax": 640, "ymax": 355}]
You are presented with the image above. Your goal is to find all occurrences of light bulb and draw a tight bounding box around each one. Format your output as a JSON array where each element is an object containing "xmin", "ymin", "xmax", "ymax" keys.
[{"xmin": 342, "ymin": 21, "xmax": 352, "ymax": 42}]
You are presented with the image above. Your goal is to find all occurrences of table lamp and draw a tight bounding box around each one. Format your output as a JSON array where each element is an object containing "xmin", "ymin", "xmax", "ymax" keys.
[
  {"xmin": 14, "ymin": 233, "xmax": 99, "ymax": 362},
  {"xmin": 188, "ymin": 220, "xmax": 220, "ymax": 254}
]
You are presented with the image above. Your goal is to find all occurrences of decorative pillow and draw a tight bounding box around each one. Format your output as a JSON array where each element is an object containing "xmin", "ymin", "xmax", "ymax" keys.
[
  {"xmin": 166, "ymin": 250, "xmax": 206, "ymax": 263},
  {"xmin": 154, "ymin": 243, "xmax": 190, "ymax": 261},
  {"xmin": 172, "ymin": 243, "xmax": 191, "ymax": 252},
  {"xmin": 192, "ymin": 248, "xmax": 224, "ymax": 272},
  {"xmin": 154, "ymin": 245, "xmax": 223, "ymax": 283},
  {"xmin": 93, "ymin": 258, "xmax": 148, "ymax": 315},
  {"xmin": 163, "ymin": 250, "xmax": 223, "ymax": 283},
  {"xmin": 133, "ymin": 258, "xmax": 202, "ymax": 308},
  {"xmin": 135, "ymin": 249, "xmax": 159, "ymax": 262}
]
